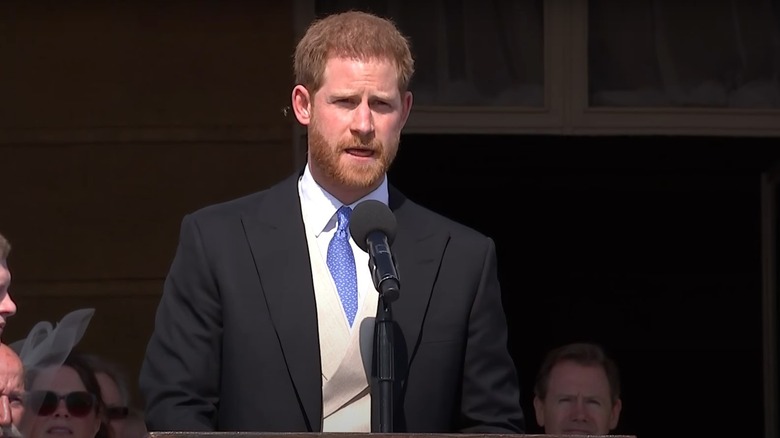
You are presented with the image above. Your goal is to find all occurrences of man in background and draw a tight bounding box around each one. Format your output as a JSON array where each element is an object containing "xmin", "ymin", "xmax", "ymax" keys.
[
  {"xmin": 533, "ymin": 342, "xmax": 622, "ymax": 435},
  {"xmin": 0, "ymin": 344, "xmax": 24, "ymax": 437},
  {"xmin": 0, "ymin": 233, "xmax": 18, "ymax": 342}
]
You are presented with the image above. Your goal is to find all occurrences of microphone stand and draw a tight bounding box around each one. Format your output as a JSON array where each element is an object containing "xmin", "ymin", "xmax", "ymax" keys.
[{"xmin": 375, "ymin": 283, "xmax": 399, "ymax": 433}]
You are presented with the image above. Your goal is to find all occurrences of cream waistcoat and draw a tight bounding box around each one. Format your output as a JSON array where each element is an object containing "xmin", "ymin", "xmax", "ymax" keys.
[{"xmin": 305, "ymin": 227, "xmax": 378, "ymax": 432}]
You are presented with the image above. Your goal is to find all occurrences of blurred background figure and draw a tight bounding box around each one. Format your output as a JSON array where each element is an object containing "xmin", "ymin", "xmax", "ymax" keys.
[
  {"xmin": 0, "ymin": 344, "xmax": 24, "ymax": 437},
  {"xmin": 77, "ymin": 353, "xmax": 140, "ymax": 438},
  {"xmin": 120, "ymin": 409, "xmax": 147, "ymax": 438},
  {"xmin": 533, "ymin": 342, "xmax": 622, "ymax": 435}
]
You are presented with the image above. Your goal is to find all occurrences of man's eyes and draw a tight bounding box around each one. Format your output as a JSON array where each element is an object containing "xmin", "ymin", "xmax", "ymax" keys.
[{"xmin": 556, "ymin": 396, "xmax": 604, "ymax": 406}]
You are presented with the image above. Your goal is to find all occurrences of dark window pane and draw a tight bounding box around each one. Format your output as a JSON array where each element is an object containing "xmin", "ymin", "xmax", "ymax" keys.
[{"xmin": 315, "ymin": 0, "xmax": 545, "ymax": 107}]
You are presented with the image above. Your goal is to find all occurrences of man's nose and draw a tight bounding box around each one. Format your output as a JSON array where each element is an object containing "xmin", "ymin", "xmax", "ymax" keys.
[
  {"xmin": 0, "ymin": 292, "xmax": 16, "ymax": 318},
  {"xmin": 350, "ymin": 102, "xmax": 374, "ymax": 137},
  {"xmin": 0, "ymin": 395, "xmax": 12, "ymax": 426},
  {"xmin": 570, "ymin": 399, "xmax": 588, "ymax": 421}
]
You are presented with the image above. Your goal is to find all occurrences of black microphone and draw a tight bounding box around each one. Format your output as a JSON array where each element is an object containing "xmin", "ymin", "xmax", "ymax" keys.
[{"xmin": 349, "ymin": 200, "xmax": 400, "ymax": 302}]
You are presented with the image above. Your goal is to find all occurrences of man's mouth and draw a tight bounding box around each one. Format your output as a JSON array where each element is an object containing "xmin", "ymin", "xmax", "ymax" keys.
[{"xmin": 345, "ymin": 148, "xmax": 375, "ymax": 158}]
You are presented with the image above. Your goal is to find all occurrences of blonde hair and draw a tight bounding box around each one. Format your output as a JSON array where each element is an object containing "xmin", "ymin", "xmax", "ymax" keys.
[
  {"xmin": 294, "ymin": 10, "xmax": 415, "ymax": 94},
  {"xmin": 0, "ymin": 232, "xmax": 10, "ymax": 260}
]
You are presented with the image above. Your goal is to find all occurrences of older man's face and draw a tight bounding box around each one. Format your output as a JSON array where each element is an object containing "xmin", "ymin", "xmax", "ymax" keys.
[{"xmin": 0, "ymin": 345, "xmax": 24, "ymax": 437}]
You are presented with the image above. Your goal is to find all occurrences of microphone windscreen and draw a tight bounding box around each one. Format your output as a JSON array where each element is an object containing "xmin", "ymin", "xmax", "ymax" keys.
[{"xmin": 349, "ymin": 200, "xmax": 397, "ymax": 252}]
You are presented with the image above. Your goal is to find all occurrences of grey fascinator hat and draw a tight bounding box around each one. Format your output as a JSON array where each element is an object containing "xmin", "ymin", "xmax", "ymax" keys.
[{"xmin": 9, "ymin": 308, "xmax": 95, "ymax": 369}]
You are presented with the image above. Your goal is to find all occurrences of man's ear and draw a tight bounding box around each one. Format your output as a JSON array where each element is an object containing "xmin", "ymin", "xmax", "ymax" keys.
[
  {"xmin": 291, "ymin": 85, "xmax": 312, "ymax": 125},
  {"xmin": 609, "ymin": 397, "xmax": 623, "ymax": 430},
  {"xmin": 533, "ymin": 396, "xmax": 546, "ymax": 428},
  {"xmin": 399, "ymin": 90, "xmax": 413, "ymax": 127}
]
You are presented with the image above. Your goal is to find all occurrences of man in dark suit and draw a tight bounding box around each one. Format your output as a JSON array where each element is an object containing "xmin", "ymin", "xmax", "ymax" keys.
[{"xmin": 139, "ymin": 10, "xmax": 524, "ymax": 434}]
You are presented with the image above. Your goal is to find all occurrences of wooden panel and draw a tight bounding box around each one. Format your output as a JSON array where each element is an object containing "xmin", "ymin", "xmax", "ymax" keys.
[
  {"xmin": 0, "ymin": 1, "xmax": 294, "ymax": 130},
  {"xmin": 1, "ymin": 141, "xmax": 294, "ymax": 281}
]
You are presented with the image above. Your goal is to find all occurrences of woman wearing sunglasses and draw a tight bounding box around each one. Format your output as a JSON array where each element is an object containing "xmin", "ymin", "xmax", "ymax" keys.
[{"xmin": 23, "ymin": 354, "xmax": 111, "ymax": 438}]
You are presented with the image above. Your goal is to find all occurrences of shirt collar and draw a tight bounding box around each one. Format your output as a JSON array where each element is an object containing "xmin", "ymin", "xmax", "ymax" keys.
[{"xmin": 298, "ymin": 163, "xmax": 389, "ymax": 237}]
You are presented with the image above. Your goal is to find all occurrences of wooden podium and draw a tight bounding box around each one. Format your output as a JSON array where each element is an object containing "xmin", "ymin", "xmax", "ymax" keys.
[{"xmin": 148, "ymin": 432, "xmax": 637, "ymax": 438}]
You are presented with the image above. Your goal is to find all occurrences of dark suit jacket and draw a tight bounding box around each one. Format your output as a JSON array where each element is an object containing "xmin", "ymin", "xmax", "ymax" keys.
[{"xmin": 139, "ymin": 171, "xmax": 524, "ymax": 433}]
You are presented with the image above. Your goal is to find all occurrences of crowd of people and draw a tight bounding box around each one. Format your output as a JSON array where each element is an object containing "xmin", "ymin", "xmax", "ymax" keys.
[{"xmin": 0, "ymin": 233, "xmax": 146, "ymax": 438}]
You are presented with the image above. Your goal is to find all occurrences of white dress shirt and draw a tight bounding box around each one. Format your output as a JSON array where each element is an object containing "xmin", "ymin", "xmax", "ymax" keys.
[{"xmin": 298, "ymin": 164, "xmax": 389, "ymax": 330}]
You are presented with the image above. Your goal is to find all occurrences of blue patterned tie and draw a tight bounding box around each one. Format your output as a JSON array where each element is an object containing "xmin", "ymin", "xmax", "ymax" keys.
[{"xmin": 327, "ymin": 206, "xmax": 358, "ymax": 326}]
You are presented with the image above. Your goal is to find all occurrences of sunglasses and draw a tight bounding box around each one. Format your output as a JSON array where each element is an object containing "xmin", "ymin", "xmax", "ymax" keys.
[{"xmin": 27, "ymin": 391, "xmax": 96, "ymax": 417}]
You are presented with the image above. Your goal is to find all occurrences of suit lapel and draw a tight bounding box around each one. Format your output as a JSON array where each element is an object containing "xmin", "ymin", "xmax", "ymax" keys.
[
  {"xmin": 387, "ymin": 187, "xmax": 448, "ymax": 372},
  {"xmin": 242, "ymin": 173, "xmax": 322, "ymax": 431},
  {"xmin": 238, "ymin": 178, "xmax": 446, "ymax": 430}
]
